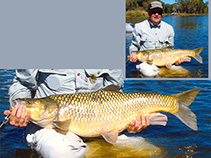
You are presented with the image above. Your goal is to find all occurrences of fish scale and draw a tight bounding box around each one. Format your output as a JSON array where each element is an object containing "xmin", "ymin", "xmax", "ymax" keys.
[
  {"xmin": 133, "ymin": 47, "xmax": 203, "ymax": 69},
  {"xmin": 13, "ymin": 87, "xmax": 200, "ymax": 144},
  {"xmin": 48, "ymin": 91, "xmax": 179, "ymax": 137}
]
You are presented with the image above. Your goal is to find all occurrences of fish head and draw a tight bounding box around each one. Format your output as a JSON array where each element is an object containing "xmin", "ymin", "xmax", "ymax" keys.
[
  {"xmin": 12, "ymin": 98, "xmax": 58, "ymax": 127},
  {"xmin": 135, "ymin": 51, "xmax": 149, "ymax": 62}
]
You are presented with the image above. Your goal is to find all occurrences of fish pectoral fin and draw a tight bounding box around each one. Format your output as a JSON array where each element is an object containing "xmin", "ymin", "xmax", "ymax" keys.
[
  {"xmin": 165, "ymin": 64, "xmax": 172, "ymax": 69},
  {"xmin": 53, "ymin": 119, "xmax": 71, "ymax": 132},
  {"xmin": 147, "ymin": 60, "xmax": 153, "ymax": 65},
  {"xmin": 102, "ymin": 130, "xmax": 119, "ymax": 144}
]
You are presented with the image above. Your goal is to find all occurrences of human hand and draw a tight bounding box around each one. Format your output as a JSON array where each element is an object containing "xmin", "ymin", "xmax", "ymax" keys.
[
  {"xmin": 3, "ymin": 105, "xmax": 31, "ymax": 127},
  {"xmin": 175, "ymin": 57, "xmax": 185, "ymax": 65},
  {"xmin": 127, "ymin": 53, "xmax": 138, "ymax": 62},
  {"xmin": 127, "ymin": 114, "xmax": 150, "ymax": 133}
]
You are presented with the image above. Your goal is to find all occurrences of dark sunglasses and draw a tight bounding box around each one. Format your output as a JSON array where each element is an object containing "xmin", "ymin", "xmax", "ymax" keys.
[{"xmin": 150, "ymin": 10, "xmax": 163, "ymax": 15}]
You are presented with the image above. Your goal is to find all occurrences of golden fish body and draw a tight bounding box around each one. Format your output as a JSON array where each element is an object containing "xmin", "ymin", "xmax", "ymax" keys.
[
  {"xmin": 134, "ymin": 47, "xmax": 203, "ymax": 68},
  {"xmin": 50, "ymin": 91, "xmax": 178, "ymax": 137},
  {"xmin": 13, "ymin": 87, "xmax": 200, "ymax": 144}
]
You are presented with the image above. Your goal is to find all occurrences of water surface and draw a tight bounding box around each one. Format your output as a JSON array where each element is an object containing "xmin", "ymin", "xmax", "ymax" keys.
[
  {"xmin": 126, "ymin": 15, "xmax": 208, "ymax": 78},
  {"xmin": 0, "ymin": 70, "xmax": 211, "ymax": 157}
]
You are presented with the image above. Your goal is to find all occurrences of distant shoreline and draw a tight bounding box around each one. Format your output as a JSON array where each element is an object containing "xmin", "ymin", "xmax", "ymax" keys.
[{"xmin": 126, "ymin": 10, "xmax": 208, "ymax": 18}]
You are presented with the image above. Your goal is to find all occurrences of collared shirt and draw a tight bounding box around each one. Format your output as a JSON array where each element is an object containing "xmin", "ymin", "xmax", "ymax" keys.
[
  {"xmin": 9, "ymin": 69, "xmax": 123, "ymax": 106},
  {"xmin": 129, "ymin": 19, "xmax": 174, "ymax": 53}
]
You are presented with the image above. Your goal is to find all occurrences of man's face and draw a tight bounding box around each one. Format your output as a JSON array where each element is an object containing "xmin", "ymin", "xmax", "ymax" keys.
[{"xmin": 148, "ymin": 8, "xmax": 163, "ymax": 26}]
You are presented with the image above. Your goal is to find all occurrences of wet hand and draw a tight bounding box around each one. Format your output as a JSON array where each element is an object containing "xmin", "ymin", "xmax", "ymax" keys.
[
  {"xmin": 128, "ymin": 53, "xmax": 138, "ymax": 62},
  {"xmin": 3, "ymin": 105, "xmax": 31, "ymax": 127},
  {"xmin": 175, "ymin": 57, "xmax": 185, "ymax": 65},
  {"xmin": 127, "ymin": 114, "xmax": 150, "ymax": 133}
]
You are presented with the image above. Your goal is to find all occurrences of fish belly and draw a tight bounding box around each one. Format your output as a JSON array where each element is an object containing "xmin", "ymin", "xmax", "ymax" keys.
[{"xmin": 149, "ymin": 50, "xmax": 194, "ymax": 66}]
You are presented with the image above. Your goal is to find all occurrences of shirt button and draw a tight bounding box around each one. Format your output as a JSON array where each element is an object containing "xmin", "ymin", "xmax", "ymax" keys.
[{"xmin": 77, "ymin": 73, "xmax": 80, "ymax": 76}]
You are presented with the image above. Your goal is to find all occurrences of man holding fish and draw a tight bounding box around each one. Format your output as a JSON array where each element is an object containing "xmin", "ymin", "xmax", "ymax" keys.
[
  {"xmin": 128, "ymin": 1, "xmax": 185, "ymax": 65},
  {"xmin": 3, "ymin": 69, "xmax": 168, "ymax": 157}
]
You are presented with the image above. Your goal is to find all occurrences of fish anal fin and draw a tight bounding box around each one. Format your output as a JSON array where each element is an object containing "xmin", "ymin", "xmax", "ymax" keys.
[
  {"xmin": 102, "ymin": 130, "xmax": 119, "ymax": 144},
  {"xmin": 53, "ymin": 119, "xmax": 71, "ymax": 133}
]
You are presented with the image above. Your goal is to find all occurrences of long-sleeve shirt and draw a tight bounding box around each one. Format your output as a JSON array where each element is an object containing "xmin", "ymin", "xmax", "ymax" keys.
[
  {"xmin": 9, "ymin": 69, "xmax": 123, "ymax": 106},
  {"xmin": 129, "ymin": 19, "xmax": 175, "ymax": 53}
]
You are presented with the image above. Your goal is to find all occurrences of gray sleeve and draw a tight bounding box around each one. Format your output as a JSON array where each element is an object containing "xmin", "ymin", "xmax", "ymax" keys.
[
  {"xmin": 129, "ymin": 25, "xmax": 141, "ymax": 53},
  {"xmin": 168, "ymin": 25, "xmax": 175, "ymax": 47},
  {"xmin": 9, "ymin": 69, "xmax": 39, "ymax": 106}
]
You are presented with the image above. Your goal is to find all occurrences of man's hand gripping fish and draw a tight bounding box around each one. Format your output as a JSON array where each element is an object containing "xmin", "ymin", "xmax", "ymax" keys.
[{"xmin": 11, "ymin": 86, "xmax": 200, "ymax": 144}]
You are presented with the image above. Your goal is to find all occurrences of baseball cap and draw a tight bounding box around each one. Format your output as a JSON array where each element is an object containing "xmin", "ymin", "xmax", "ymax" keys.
[{"xmin": 148, "ymin": 1, "xmax": 163, "ymax": 10}]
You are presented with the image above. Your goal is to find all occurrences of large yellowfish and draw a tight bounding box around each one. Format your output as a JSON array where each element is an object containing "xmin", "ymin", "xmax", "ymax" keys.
[
  {"xmin": 133, "ymin": 47, "xmax": 203, "ymax": 69},
  {"xmin": 12, "ymin": 86, "xmax": 200, "ymax": 144}
]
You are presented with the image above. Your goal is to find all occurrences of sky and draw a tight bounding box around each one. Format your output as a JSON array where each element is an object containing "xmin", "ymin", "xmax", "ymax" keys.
[
  {"xmin": 163, "ymin": 0, "xmax": 176, "ymax": 4},
  {"xmin": 163, "ymin": 0, "xmax": 208, "ymax": 4}
]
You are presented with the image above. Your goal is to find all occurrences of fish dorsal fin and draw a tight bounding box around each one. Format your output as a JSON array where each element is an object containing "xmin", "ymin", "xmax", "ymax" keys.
[
  {"xmin": 53, "ymin": 119, "xmax": 71, "ymax": 132},
  {"xmin": 101, "ymin": 85, "xmax": 122, "ymax": 92},
  {"xmin": 102, "ymin": 130, "xmax": 119, "ymax": 144},
  {"xmin": 166, "ymin": 46, "xmax": 173, "ymax": 49}
]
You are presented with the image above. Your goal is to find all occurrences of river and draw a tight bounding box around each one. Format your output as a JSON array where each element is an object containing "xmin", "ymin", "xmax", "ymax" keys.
[
  {"xmin": 126, "ymin": 15, "xmax": 208, "ymax": 78},
  {"xmin": 0, "ymin": 69, "xmax": 211, "ymax": 157}
]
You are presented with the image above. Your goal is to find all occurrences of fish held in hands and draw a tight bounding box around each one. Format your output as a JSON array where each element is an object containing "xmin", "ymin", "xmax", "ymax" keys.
[
  {"xmin": 132, "ymin": 47, "xmax": 203, "ymax": 69},
  {"xmin": 12, "ymin": 86, "xmax": 200, "ymax": 144}
]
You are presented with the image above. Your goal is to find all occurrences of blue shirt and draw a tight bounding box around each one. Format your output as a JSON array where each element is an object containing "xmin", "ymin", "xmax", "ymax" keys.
[{"xmin": 129, "ymin": 19, "xmax": 174, "ymax": 52}]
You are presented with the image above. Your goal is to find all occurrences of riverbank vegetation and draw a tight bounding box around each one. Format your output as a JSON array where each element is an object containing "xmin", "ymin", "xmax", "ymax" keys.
[{"xmin": 126, "ymin": 0, "xmax": 208, "ymax": 17}]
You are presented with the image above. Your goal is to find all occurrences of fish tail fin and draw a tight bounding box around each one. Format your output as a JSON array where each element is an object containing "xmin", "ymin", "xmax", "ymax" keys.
[
  {"xmin": 193, "ymin": 47, "xmax": 203, "ymax": 64},
  {"xmin": 172, "ymin": 89, "xmax": 201, "ymax": 131}
]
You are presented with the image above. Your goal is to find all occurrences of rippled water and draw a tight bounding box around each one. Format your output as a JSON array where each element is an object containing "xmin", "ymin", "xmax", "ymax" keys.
[
  {"xmin": 0, "ymin": 70, "xmax": 211, "ymax": 157},
  {"xmin": 126, "ymin": 15, "xmax": 208, "ymax": 78}
]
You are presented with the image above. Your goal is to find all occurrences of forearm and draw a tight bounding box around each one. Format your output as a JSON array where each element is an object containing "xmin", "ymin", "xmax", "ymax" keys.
[{"xmin": 9, "ymin": 69, "xmax": 38, "ymax": 107}]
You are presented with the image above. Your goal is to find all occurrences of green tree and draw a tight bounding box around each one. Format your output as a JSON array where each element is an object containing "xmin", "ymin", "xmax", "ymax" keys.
[
  {"xmin": 126, "ymin": 0, "xmax": 139, "ymax": 11},
  {"xmin": 164, "ymin": 4, "xmax": 173, "ymax": 13}
]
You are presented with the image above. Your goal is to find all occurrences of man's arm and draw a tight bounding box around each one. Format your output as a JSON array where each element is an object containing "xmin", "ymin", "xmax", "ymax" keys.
[{"xmin": 4, "ymin": 69, "xmax": 39, "ymax": 127}]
